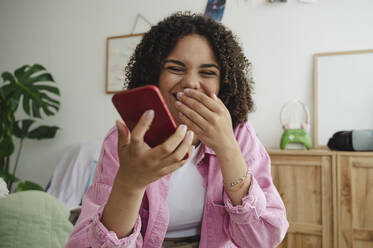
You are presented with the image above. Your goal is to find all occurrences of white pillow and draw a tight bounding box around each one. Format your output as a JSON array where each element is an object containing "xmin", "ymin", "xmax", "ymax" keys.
[{"xmin": 0, "ymin": 177, "xmax": 9, "ymax": 199}]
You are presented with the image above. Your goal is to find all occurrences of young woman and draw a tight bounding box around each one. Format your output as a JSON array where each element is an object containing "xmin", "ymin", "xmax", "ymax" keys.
[{"xmin": 67, "ymin": 12, "xmax": 288, "ymax": 248}]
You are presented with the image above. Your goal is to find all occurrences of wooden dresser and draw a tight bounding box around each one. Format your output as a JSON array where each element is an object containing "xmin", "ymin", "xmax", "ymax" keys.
[{"xmin": 267, "ymin": 149, "xmax": 373, "ymax": 248}]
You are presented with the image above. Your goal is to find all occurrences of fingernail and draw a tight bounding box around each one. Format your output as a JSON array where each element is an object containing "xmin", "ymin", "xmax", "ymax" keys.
[
  {"xmin": 179, "ymin": 124, "xmax": 187, "ymax": 133},
  {"xmin": 118, "ymin": 119, "xmax": 126, "ymax": 126},
  {"xmin": 184, "ymin": 88, "xmax": 190, "ymax": 94},
  {"xmin": 212, "ymin": 93, "xmax": 217, "ymax": 100},
  {"xmin": 115, "ymin": 120, "xmax": 121, "ymax": 128},
  {"xmin": 187, "ymin": 130, "xmax": 194, "ymax": 141},
  {"xmin": 175, "ymin": 101, "xmax": 182, "ymax": 107},
  {"xmin": 145, "ymin": 110, "xmax": 154, "ymax": 119},
  {"xmin": 176, "ymin": 92, "xmax": 183, "ymax": 99}
]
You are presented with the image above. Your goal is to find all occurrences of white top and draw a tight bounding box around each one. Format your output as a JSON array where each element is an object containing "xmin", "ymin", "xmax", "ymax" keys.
[{"xmin": 165, "ymin": 145, "xmax": 206, "ymax": 238}]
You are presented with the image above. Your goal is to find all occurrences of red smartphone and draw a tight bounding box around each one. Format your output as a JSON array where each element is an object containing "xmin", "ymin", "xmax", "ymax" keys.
[{"xmin": 112, "ymin": 85, "xmax": 177, "ymax": 147}]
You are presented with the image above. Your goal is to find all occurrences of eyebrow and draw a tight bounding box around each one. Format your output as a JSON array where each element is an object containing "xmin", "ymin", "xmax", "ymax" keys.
[{"xmin": 164, "ymin": 59, "xmax": 220, "ymax": 70}]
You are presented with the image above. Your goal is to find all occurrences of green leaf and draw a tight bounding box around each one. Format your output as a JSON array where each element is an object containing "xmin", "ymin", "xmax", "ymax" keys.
[
  {"xmin": 0, "ymin": 87, "xmax": 5, "ymax": 101},
  {"xmin": 27, "ymin": 73, "xmax": 54, "ymax": 85},
  {"xmin": 9, "ymin": 96, "xmax": 20, "ymax": 112},
  {"xmin": 38, "ymin": 92, "xmax": 60, "ymax": 116},
  {"xmin": 0, "ymin": 157, "xmax": 5, "ymax": 171},
  {"xmin": 1, "ymin": 71, "xmax": 16, "ymax": 85},
  {"xmin": 39, "ymin": 92, "xmax": 60, "ymax": 105},
  {"xmin": 0, "ymin": 136, "xmax": 14, "ymax": 157},
  {"xmin": 35, "ymin": 85, "xmax": 60, "ymax": 96},
  {"xmin": 0, "ymin": 170, "xmax": 20, "ymax": 185},
  {"xmin": 21, "ymin": 64, "xmax": 46, "ymax": 80},
  {"xmin": 40, "ymin": 106, "xmax": 52, "ymax": 116},
  {"xmin": 17, "ymin": 180, "xmax": 44, "ymax": 192},
  {"xmin": 0, "ymin": 84, "xmax": 16, "ymax": 100},
  {"xmin": 22, "ymin": 95, "xmax": 31, "ymax": 115},
  {"xmin": 31, "ymin": 99, "xmax": 41, "ymax": 118},
  {"xmin": 10, "ymin": 64, "xmax": 60, "ymax": 118},
  {"xmin": 13, "ymin": 119, "xmax": 35, "ymax": 139},
  {"xmin": 14, "ymin": 65, "xmax": 28, "ymax": 80},
  {"xmin": 27, "ymin": 125, "xmax": 59, "ymax": 139}
]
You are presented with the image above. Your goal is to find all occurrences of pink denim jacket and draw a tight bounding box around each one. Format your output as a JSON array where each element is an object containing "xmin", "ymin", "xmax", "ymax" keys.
[{"xmin": 67, "ymin": 122, "xmax": 288, "ymax": 248}]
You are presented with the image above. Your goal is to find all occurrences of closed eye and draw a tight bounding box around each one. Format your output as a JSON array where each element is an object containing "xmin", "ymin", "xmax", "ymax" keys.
[
  {"xmin": 200, "ymin": 70, "xmax": 217, "ymax": 76},
  {"xmin": 167, "ymin": 66, "xmax": 184, "ymax": 74}
]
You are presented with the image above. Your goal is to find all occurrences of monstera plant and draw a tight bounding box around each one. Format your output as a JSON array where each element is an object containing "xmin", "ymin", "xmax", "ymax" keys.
[{"xmin": 0, "ymin": 64, "xmax": 60, "ymax": 191}]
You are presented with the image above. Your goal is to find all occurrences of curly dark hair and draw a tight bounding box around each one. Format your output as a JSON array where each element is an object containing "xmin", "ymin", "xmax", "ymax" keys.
[{"xmin": 124, "ymin": 12, "xmax": 254, "ymax": 128}]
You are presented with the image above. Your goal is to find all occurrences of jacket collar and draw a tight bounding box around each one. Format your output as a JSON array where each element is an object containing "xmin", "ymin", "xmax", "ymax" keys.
[
  {"xmin": 195, "ymin": 143, "xmax": 216, "ymax": 166},
  {"xmin": 201, "ymin": 143, "xmax": 216, "ymax": 155}
]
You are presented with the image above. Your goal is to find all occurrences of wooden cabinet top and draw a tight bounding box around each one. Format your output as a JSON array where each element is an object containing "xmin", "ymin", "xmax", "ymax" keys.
[{"xmin": 267, "ymin": 149, "xmax": 373, "ymax": 157}]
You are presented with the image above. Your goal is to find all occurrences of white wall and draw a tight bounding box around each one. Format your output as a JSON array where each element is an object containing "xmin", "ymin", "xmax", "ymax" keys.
[{"xmin": 1, "ymin": 0, "xmax": 373, "ymax": 187}]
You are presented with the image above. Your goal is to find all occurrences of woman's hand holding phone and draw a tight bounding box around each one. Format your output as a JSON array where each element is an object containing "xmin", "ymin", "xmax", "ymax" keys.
[
  {"xmin": 114, "ymin": 109, "xmax": 194, "ymax": 192},
  {"xmin": 103, "ymin": 110, "xmax": 193, "ymax": 238},
  {"xmin": 102, "ymin": 87, "xmax": 194, "ymax": 238}
]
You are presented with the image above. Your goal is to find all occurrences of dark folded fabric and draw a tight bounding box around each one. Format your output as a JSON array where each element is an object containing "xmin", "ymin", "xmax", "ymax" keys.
[
  {"xmin": 328, "ymin": 130, "xmax": 373, "ymax": 151},
  {"xmin": 327, "ymin": 131, "xmax": 353, "ymax": 151}
]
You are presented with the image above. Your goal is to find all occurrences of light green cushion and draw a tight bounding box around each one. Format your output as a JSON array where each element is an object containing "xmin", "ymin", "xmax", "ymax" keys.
[{"xmin": 0, "ymin": 190, "xmax": 73, "ymax": 248}]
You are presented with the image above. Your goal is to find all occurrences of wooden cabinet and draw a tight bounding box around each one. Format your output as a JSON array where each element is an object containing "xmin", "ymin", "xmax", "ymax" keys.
[
  {"xmin": 337, "ymin": 153, "xmax": 373, "ymax": 248},
  {"xmin": 268, "ymin": 150, "xmax": 335, "ymax": 248},
  {"xmin": 267, "ymin": 149, "xmax": 373, "ymax": 248}
]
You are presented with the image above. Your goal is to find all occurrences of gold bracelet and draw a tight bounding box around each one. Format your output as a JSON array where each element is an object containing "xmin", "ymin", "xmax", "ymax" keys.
[{"xmin": 223, "ymin": 168, "xmax": 250, "ymax": 188}]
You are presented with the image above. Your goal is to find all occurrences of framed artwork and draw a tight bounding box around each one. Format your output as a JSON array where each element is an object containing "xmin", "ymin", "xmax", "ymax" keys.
[
  {"xmin": 313, "ymin": 49, "xmax": 373, "ymax": 148},
  {"xmin": 105, "ymin": 33, "xmax": 144, "ymax": 93}
]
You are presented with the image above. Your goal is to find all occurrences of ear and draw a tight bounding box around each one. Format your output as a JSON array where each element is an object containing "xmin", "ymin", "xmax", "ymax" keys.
[
  {"xmin": 300, "ymin": 100, "xmax": 311, "ymax": 132},
  {"xmin": 280, "ymin": 101, "xmax": 290, "ymax": 130},
  {"xmin": 301, "ymin": 122, "xmax": 311, "ymax": 132},
  {"xmin": 282, "ymin": 124, "xmax": 288, "ymax": 130}
]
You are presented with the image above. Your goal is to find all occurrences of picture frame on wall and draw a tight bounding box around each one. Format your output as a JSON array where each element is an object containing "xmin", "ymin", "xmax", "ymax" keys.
[
  {"xmin": 313, "ymin": 49, "xmax": 373, "ymax": 148},
  {"xmin": 105, "ymin": 33, "xmax": 144, "ymax": 94}
]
